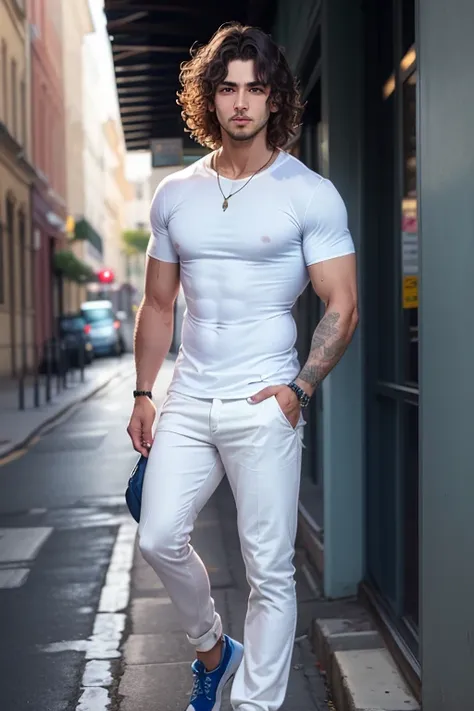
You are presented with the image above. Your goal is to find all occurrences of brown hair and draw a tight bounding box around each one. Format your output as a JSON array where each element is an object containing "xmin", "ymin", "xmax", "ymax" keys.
[{"xmin": 177, "ymin": 23, "xmax": 304, "ymax": 150}]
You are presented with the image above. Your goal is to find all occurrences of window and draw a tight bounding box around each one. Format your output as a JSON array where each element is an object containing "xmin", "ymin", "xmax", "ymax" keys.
[
  {"xmin": 11, "ymin": 59, "xmax": 17, "ymax": 140},
  {"xmin": 401, "ymin": 70, "xmax": 417, "ymax": 386},
  {"xmin": 1, "ymin": 41, "xmax": 7, "ymax": 125},
  {"xmin": 20, "ymin": 79, "xmax": 26, "ymax": 147},
  {"xmin": 41, "ymin": 84, "xmax": 47, "ymax": 172},
  {"xmin": 0, "ymin": 221, "xmax": 4, "ymax": 304},
  {"xmin": 364, "ymin": 0, "xmax": 419, "ymax": 654}
]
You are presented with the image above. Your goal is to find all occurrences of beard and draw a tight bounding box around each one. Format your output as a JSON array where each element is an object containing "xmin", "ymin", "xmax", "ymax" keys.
[{"xmin": 218, "ymin": 114, "xmax": 270, "ymax": 143}]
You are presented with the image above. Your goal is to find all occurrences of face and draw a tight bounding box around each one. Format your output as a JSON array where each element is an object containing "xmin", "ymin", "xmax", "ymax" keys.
[{"xmin": 212, "ymin": 59, "xmax": 277, "ymax": 143}]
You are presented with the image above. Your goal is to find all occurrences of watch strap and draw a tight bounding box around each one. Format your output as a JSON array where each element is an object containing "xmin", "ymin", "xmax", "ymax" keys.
[
  {"xmin": 133, "ymin": 390, "xmax": 152, "ymax": 399},
  {"xmin": 287, "ymin": 381, "xmax": 311, "ymax": 408}
]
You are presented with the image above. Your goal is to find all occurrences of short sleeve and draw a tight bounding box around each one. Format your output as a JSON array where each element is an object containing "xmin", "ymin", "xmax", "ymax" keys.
[
  {"xmin": 146, "ymin": 181, "xmax": 179, "ymax": 263},
  {"xmin": 302, "ymin": 179, "xmax": 355, "ymax": 266}
]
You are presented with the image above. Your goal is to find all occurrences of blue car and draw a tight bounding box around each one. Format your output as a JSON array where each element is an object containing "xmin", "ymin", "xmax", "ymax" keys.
[{"xmin": 80, "ymin": 300, "xmax": 125, "ymax": 357}]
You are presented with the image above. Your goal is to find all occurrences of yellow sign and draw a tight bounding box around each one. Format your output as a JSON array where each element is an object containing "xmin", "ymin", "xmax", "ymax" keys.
[
  {"xmin": 65, "ymin": 215, "xmax": 75, "ymax": 237},
  {"xmin": 403, "ymin": 276, "xmax": 418, "ymax": 309}
]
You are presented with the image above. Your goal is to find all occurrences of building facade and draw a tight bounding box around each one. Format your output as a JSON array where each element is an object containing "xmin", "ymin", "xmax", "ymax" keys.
[
  {"xmin": 102, "ymin": 117, "xmax": 132, "ymax": 311},
  {"xmin": 0, "ymin": 0, "xmax": 36, "ymax": 377},
  {"xmin": 61, "ymin": 0, "xmax": 94, "ymax": 313},
  {"xmin": 80, "ymin": 20, "xmax": 105, "ymax": 286},
  {"xmin": 28, "ymin": 0, "xmax": 67, "ymax": 359},
  {"xmin": 270, "ymin": 0, "xmax": 474, "ymax": 707}
]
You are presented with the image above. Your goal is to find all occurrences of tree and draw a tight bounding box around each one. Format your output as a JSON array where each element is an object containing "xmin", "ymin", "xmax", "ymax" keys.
[
  {"xmin": 53, "ymin": 250, "xmax": 96, "ymax": 283},
  {"xmin": 122, "ymin": 228, "xmax": 149, "ymax": 254}
]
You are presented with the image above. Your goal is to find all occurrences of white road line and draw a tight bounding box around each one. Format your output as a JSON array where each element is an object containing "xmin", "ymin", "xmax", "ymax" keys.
[
  {"xmin": 78, "ymin": 522, "xmax": 136, "ymax": 711},
  {"xmin": 0, "ymin": 568, "xmax": 30, "ymax": 588},
  {"xmin": 0, "ymin": 527, "xmax": 53, "ymax": 564},
  {"xmin": 98, "ymin": 523, "xmax": 136, "ymax": 613},
  {"xmin": 40, "ymin": 522, "xmax": 137, "ymax": 710}
]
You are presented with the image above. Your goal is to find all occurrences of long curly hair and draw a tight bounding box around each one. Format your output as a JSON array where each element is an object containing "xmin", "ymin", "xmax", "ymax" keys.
[{"xmin": 177, "ymin": 23, "xmax": 304, "ymax": 150}]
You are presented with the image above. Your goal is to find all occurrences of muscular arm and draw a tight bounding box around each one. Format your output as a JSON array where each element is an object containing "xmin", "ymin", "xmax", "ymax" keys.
[
  {"xmin": 134, "ymin": 255, "xmax": 180, "ymax": 391},
  {"xmin": 296, "ymin": 253, "xmax": 358, "ymax": 396}
]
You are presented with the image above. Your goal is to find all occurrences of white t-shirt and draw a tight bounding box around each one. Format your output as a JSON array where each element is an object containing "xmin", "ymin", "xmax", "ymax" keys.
[{"xmin": 147, "ymin": 150, "xmax": 355, "ymax": 399}]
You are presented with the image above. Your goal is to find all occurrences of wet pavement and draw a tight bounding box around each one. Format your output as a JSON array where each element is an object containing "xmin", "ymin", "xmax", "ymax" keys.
[
  {"xmin": 0, "ymin": 359, "xmax": 144, "ymax": 711},
  {"xmin": 0, "ymin": 359, "xmax": 329, "ymax": 711}
]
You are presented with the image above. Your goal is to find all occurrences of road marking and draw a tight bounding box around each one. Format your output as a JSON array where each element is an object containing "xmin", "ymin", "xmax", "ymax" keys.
[
  {"xmin": 40, "ymin": 522, "xmax": 137, "ymax": 711},
  {"xmin": 0, "ymin": 448, "xmax": 28, "ymax": 467},
  {"xmin": 0, "ymin": 527, "xmax": 53, "ymax": 563},
  {"xmin": 0, "ymin": 568, "xmax": 30, "ymax": 588},
  {"xmin": 99, "ymin": 523, "xmax": 136, "ymax": 613}
]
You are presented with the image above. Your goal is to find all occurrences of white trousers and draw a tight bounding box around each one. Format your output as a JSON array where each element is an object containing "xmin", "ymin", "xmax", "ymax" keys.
[{"xmin": 138, "ymin": 392, "xmax": 304, "ymax": 711}]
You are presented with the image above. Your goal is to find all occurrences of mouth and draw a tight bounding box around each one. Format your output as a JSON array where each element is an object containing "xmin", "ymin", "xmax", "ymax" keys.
[{"xmin": 232, "ymin": 117, "xmax": 251, "ymax": 125}]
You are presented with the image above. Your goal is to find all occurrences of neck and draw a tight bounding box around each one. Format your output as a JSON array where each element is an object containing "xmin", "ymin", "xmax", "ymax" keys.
[{"xmin": 217, "ymin": 130, "xmax": 275, "ymax": 178}]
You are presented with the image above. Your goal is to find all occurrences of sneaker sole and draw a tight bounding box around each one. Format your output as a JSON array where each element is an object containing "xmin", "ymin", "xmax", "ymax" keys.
[{"xmin": 212, "ymin": 645, "xmax": 244, "ymax": 711}]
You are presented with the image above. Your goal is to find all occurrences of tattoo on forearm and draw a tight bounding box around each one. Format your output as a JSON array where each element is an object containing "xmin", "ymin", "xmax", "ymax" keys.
[{"xmin": 299, "ymin": 311, "xmax": 348, "ymax": 388}]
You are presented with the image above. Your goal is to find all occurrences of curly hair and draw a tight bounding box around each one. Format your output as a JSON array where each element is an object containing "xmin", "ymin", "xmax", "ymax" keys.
[{"xmin": 177, "ymin": 23, "xmax": 304, "ymax": 150}]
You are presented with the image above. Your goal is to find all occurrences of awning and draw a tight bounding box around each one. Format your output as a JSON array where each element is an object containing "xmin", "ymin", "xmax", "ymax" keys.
[
  {"xmin": 74, "ymin": 218, "xmax": 104, "ymax": 256},
  {"xmin": 104, "ymin": 1, "xmax": 275, "ymax": 151}
]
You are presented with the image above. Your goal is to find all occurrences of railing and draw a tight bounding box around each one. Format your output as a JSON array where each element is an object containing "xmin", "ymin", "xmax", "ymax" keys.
[{"xmin": 0, "ymin": 339, "xmax": 90, "ymax": 412}]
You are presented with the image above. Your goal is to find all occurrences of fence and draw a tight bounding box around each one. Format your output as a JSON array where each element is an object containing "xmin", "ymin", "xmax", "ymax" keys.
[{"xmin": 0, "ymin": 338, "xmax": 93, "ymax": 412}]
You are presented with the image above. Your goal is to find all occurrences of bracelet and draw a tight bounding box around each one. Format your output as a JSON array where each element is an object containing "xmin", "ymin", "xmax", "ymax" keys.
[
  {"xmin": 133, "ymin": 390, "xmax": 152, "ymax": 399},
  {"xmin": 287, "ymin": 381, "xmax": 311, "ymax": 408}
]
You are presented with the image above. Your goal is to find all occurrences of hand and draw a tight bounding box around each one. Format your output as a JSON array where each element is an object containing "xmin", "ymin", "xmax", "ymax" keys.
[
  {"xmin": 127, "ymin": 397, "xmax": 157, "ymax": 457},
  {"xmin": 248, "ymin": 385, "xmax": 301, "ymax": 428}
]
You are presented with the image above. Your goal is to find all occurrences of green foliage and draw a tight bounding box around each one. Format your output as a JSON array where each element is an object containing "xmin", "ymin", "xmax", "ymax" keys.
[
  {"xmin": 53, "ymin": 250, "xmax": 96, "ymax": 284},
  {"xmin": 74, "ymin": 218, "xmax": 104, "ymax": 255},
  {"xmin": 122, "ymin": 228, "xmax": 149, "ymax": 254}
]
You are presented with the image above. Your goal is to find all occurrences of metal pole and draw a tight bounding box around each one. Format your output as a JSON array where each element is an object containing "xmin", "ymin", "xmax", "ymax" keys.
[
  {"xmin": 31, "ymin": 226, "xmax": 40, "ymax": 408},
  {"xmin": 18, "ymin": 213, "xmax": 27, "ymax": 411},
  {"xmin": 45, "ymin": 338, "xmax": 52, "ymax": 403},
  {"xmin": 79, "ymin": 340, "xmax": 85, "ymax": 384},
  {"xmin": 61, "ymin": 341, "xmax": 68, "ymax": 390}
]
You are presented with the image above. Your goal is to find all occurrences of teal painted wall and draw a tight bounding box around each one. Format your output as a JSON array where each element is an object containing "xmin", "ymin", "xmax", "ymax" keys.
[
  {"xmin": 272, "ymin": 0, "xmax": 320, "ymax": 72},
  {"xmin": 273, "ymin": 0, "xmax": 365, "ymax": 599}
]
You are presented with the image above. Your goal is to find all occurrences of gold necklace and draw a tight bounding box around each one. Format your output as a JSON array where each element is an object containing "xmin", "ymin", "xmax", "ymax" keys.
[{"xmin": 215, "ymin": 150, "xmax": 276, "ymax": 211}]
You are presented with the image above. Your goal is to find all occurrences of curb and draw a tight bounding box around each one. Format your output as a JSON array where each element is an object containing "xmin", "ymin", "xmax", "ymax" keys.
[
  {"xmin": 0, "ymin": 361, "xmax": 135, "ymax": 463},
  {"xmin": 311, "ymin": 615, "xmax": 420, "ymax": 711}
]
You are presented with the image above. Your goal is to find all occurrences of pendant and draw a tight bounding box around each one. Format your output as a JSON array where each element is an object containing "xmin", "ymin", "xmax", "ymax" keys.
[{"xmin": 222, "ymin": 198, "xmax": 229, "ymax": 212}]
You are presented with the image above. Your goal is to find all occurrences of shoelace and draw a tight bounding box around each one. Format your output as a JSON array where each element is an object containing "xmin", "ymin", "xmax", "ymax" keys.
[{"xmin": 190, "ymin": 670, "xmax": 213, "ymax": 701}]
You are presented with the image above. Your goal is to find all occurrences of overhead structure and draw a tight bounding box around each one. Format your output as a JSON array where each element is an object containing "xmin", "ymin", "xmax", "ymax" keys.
[{"xmin": 104, "ymin": 1, "xmax": 274, "ymax": 152}]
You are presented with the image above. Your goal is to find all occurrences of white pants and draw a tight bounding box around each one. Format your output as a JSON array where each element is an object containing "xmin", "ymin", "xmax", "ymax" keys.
[{"xmin": 138, "ymin": 392, "xmax": 304, "ymax": 711}]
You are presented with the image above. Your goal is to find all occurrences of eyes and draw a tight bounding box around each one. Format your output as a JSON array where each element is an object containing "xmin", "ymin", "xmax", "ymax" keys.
[{"xmin": 218, "ymin": 86, "xmax": 265, "ymax": 95}]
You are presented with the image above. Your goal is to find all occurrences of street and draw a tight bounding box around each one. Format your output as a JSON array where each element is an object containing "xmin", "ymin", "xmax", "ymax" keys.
[
  {"xmin": 0, "ymin": 359, "xmax": 140, "ymax": 711},
  {"xmin": 0, "ymin": 361, "xmax": 328, "ymax": 711}
]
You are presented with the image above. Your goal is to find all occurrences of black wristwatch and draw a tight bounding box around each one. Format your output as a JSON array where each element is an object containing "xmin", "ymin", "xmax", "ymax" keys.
[
  {"xmin": 287, "ymin": 381, "xmax": 311, "ymax": 408},
  {"xmin": 133, "ymin": 390, "xmax": 152, "ymax": 399}
]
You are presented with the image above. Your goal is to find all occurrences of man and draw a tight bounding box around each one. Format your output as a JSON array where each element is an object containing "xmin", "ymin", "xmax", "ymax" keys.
[{"xmin": 127, "ymin": 23, "xmax": 358, "ymax": 711}]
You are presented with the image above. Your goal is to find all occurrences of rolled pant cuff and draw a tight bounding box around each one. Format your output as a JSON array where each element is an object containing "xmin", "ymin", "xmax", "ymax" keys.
[{"xmin": 187, "ymin": 613, "xmax": 223, "ymax": 652}]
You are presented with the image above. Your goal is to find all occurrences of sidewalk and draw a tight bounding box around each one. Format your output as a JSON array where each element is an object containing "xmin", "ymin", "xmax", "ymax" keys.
[
  {"xmin": 0, "ymin": 354, "xmax": 135, "ymax": 459},
  {"xmin": 117, "ymin": 480, "xmax": 331, "ymax": 711}
]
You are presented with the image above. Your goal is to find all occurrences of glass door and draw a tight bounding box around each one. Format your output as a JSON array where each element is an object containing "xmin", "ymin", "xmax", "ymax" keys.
[{"xmin": 364, "ymin": 0, "xmax": 419, "ymax": 655}]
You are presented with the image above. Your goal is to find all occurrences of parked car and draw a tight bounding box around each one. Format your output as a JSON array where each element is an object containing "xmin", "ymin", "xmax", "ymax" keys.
[
  {"xmin": 59, "ymin": 313, "xmax": 94, "ymax": 366},
  {"xmin": 80, "ymin": 300, "xmax": 125, "ymax": 357},
  {"xmin": 39, "ymin": 313, "xmax": 93, "ymax": 373}
]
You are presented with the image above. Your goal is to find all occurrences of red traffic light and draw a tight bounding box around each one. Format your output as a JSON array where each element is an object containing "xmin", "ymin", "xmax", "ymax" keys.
[{"xmin": 98, "ymin": 268, "xmax": 114, "ymax": 284}]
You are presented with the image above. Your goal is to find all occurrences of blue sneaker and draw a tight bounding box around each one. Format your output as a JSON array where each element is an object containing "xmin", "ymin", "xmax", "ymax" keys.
[{"xmin": 186, "ymin": 634, "xmax": 244, "ymax": 711}]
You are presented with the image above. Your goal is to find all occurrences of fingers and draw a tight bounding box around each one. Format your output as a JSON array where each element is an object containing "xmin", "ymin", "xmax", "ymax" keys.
[
  {"xmin": 127, "ymin": 423, "xmax": 152, "ymax": 458},
  {"xmin": 142, "ymin": 428, "xmax": 153, "ymax": 457},
  {"xmin": 247, "ymin": 386, "xmax": 278, "ymax": 404}
]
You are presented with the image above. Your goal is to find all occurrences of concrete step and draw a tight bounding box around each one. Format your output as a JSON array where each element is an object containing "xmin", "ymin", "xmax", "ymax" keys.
[{"xmin": 311, "ymin": 615, "xmax": 420, "ymax": 711}]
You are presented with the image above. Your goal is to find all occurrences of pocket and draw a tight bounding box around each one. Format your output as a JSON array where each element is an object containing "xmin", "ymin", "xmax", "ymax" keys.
[{"xmin": 269, "ymin": 395, "xmax": 298, "ymax": 431}]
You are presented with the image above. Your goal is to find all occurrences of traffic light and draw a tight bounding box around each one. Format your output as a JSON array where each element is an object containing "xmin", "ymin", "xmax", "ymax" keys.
[{"xmin": 98, "ymin": 268, "xmax": 114, "ymax": 284}]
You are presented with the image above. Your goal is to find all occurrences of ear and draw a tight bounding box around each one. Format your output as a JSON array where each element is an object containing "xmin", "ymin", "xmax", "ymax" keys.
[
  {"xmin": 208, "ymin": 100, "xmax": 216, "ymax": 113},
  {"xmin": 268, "ymin": 96, "xmax": 279, "ymax": 113}
]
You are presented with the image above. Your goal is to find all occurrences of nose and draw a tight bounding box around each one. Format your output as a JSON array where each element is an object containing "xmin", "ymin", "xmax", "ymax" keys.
[{"xmin": 234, "ymin": 88, "xmax": 249, "ymax": 112}]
